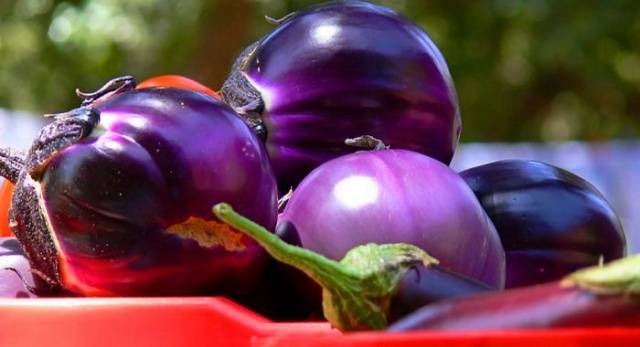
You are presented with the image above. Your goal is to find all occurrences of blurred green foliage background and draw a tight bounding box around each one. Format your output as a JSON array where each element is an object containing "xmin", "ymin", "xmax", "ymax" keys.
[{"xmin": 1, "ymin": 0, "xmax": 639, "ymax": 142}]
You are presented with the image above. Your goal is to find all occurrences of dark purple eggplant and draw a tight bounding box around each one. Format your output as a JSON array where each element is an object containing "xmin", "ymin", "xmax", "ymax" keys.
[
  {"xmin": 460, "ymin": 160, "xmax": 627, "ymax": 288},
  {"xmin": 222, "ymin": 0, "xmax": 461, "ymax": 191},
  {"xmin": 388, "ymin": 254, "xmax": 640, "ymax": 331},
  {"xmin": 213, "ymin": 203, "xmax": 492, "ymax": 331},
  {"xmin": 0, "ymin": 76, "xmax": 278, "ymax": 296}
]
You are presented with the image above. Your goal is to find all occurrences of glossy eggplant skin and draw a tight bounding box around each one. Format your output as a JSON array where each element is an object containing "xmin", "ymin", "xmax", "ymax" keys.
[
  {"xmin": 387, "ymin": 280, "xmax": 640, "ymax": 331},
  {"xmin": 27, "ymin": 88, "xmax": 278, "ymax": 296},
  {"xmin": 222, "ymin": 0, "xmax": 460, "ymax": 190},
  {"xmin": 460, "ymin": 160, "xmax": 626, "ymax": 288}
]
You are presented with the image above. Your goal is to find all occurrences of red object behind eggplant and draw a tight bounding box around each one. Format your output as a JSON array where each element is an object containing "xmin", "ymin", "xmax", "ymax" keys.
[
  {"xmin": 0, "ymin": 181, "xmax": 13, "ymax": 236},
  {"xmin": 137, "ymin": 75, "xmax": 220, "ymax": 99}
]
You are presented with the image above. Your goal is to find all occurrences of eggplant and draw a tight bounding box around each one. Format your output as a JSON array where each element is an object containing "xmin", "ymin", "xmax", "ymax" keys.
[
  {"xmin": 388, "ymin": 254, "xmax": 640, "ymax": 331},
  {"xmin": 222, "ymin": 0, "xmax": 461, "ymax": 191},
  {"xmin": 213, "ymin": 203, "xmax": 493, "ymax": 331},
  {"xmin": 460, "ymin": 160, "xmax": 627, "ymax": 288},
  {"xmin": 0, "ymin": 76, "xmax": 278, "ymax": 296},
  {"xmin": 277, "ymin": 147, "xmax": 505, "ymax": 289},
  {"xmin": 264, "ymin": 145, "xmax": 505, "ymax": 321}
]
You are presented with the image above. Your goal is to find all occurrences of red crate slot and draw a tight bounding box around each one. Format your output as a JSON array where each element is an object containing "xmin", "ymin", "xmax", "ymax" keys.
[{"xmin": 0, "ymin": 297, "xmax": 638, "ymax": 347}]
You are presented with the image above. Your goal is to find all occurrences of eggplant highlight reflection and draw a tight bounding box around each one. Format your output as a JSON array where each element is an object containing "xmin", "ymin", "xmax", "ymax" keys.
[{"xmin": 0, "ymin": 76, "xmax": 278, "ymax": 296}]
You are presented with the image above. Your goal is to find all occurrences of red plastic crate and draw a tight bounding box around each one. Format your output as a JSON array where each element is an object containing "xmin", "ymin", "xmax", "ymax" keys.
[{"xmin": 0, "ymin": 297, "xmax": 639, "ymax": 347}]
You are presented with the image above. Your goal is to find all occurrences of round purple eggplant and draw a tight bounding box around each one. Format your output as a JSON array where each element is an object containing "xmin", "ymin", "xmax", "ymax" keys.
[
  {"xmin": 388, "ymin": 254, "xmax": 640, "ymax": 331},
  {"xmin": 213, "ymin": 203, "xmax": 493, "ymax": 331},
  {"xmin": 221, "ymin": 0, "xmax": 461, "ymax": 191},
  {"xmin": 0, "ymin": 76, "xmax": 278, "ymax": 296},
  {"xmin": 460, "ymin": 160, "xmax": 627, "ymax": 288},
  {"xmin": 278, "ymin": 149, "xmax": 505, "ymax": 289}
]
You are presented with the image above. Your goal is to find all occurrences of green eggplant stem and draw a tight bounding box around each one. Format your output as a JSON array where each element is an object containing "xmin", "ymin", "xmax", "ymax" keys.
[
  {"xmin": 212, "ymin": 202, "xmax": 437, "ymax": 331},
  {"xmin": 565, "ymin": 253, "xmax": 640, "ymax": 295},
  {"xmin": 213, "ymin": 203, "xmax": 360, "ymax": 286}
]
